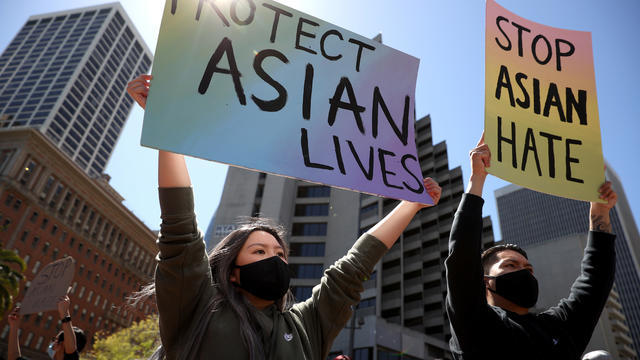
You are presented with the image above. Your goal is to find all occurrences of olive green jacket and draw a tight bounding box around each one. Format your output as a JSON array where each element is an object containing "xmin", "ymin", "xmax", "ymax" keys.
[{"xmin": 155, "ymin": 187, "xmax": 387, "ymax": 360}]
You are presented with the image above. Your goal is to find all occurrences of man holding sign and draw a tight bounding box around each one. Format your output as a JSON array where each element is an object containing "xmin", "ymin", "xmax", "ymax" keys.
[{"xmin": 444, "ymin": 135, "xmax": 617, "ymax": 359}]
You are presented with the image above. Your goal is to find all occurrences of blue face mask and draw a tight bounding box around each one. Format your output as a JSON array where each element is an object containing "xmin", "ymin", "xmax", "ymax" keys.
[{"xmin": 47, "ymin": 342, "xmax": 56, "ymax": 359}]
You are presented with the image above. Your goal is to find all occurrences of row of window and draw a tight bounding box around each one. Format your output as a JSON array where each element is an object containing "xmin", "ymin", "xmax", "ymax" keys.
[
  {"xmin": 48, "ymin": 17, "xmax": 150, "ymax": 174},
  {"xmin": 0, "ymin": 10, "xmax": 119, "ymax": 131},
  {"xmin": 297, "ymin": 185, "xmax": 330, "ymax": 198},
  {"xmin": 0, "ymin": 11, "xmax": 103, "ymax": 94},
  {"xmin": 4, "ymin": 195, "xmax": 153, "ymax": 345},
  {"xmin": 290, "ymin": 264, "xmax": 324, "ymax": 279},
  {"xmin": 15, "ymin": 231, "xmax": 139, "ymax": 296},
  {"xmin": 12, "ymin": 156, "xmax": 155, "ymax": 278},
  {"xmin": 291, "ymin": 222, "xmax": 327, "ymax": 236},
  {"xmin": 289, "ymin": 242, "xmax": 325, "ymax": 257},
  {"xmin": 294, "ymin": 203, "xmax": 329, "ymax": 217}
]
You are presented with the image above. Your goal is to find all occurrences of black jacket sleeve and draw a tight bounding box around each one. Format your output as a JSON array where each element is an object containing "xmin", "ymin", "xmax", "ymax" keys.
[
  {"xmin": 155, "ymin": 187, "xmax": 215, "ymax": 359},
  {"xmin": 542, "ymin": 231, "xmax": 616, "ymax": 352},
  {"xmin": 445, "ymin": 194, "xmax": 501, "ymax": 355}
]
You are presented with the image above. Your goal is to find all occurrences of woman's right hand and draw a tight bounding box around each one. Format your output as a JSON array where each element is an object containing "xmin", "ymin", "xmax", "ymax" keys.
[{"xmin": 127, "ymin": 74, "xmax": 152, "ymax": 110}]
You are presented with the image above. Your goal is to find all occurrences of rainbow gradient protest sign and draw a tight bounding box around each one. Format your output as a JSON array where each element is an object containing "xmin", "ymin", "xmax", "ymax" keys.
[
  {"xmin": 142, "ymin": 0, "xmax": 431, "ymax": 204},
  {"xmin": 485, "ymin": 0, "xmax": 605, "ymax": 202}
]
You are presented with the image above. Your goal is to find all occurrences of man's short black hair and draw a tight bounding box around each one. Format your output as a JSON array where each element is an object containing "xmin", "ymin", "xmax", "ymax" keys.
[
  {"xmin": 481, "ymin": 244, "xmax": 528, "ymax": 274},
  {"xmin": 57, "ymin": 326, "xmax": 87, "ymax": 353}
]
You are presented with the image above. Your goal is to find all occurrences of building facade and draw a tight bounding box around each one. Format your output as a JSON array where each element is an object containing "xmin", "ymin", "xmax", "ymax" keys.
[
  {"xmin": 206, "ymin": 115, "xmax": 496, "ymax": 359},
  {"xmin": 495, "ymin": 169, "xmax": 640, "ymax": 359},
  {"xmin": 0, "ymin": 3, "xmax": 152, "ymax": 176},
  {"xmin": 0, "ymin": 128, "xmax": 157, "ymax": 359}
]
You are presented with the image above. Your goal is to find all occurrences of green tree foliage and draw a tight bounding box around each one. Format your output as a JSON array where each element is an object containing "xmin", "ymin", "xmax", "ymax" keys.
[
  {"xmin": 0, "ymin": 245, "xmax": 26, "ymax": 318},
  {"xmin": 86, "ymin": 315, "xmax": 160, "ymax": 360}
]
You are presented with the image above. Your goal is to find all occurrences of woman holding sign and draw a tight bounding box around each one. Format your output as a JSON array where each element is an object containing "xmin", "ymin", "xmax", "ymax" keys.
[{"xmin": 127, "ymin": 74, "xmax": 441, "ymax": 360}]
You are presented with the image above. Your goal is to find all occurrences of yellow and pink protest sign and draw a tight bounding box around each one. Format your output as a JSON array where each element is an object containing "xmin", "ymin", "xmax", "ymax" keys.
[
  {"xmin": 485, "ymin": 0, "xmax": 605, "ymax": 202},
  {"xmin": 142, "ymin": 0, "xmax": 431, "ymax": 204}
]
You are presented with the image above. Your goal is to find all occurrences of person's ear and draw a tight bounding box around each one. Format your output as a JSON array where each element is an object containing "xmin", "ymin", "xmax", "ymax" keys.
[
  {"xmin": 483, "ymin": 275, "xmax": 491, "ymax": 288},
  {"xmin": 230, "ymin": 268, "xmax": 239, "ymax": 283}
]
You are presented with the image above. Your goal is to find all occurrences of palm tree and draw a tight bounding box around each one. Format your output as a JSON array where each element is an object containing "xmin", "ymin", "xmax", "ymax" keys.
[{"xmin": 0, "ymin": 245, "xmax": 26, "ymax": 318}]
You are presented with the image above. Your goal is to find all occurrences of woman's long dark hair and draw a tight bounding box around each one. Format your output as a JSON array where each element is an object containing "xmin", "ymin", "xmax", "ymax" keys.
[{"xmin": 131, "ymin": 218, "xmax": 295, "ymax": 360}]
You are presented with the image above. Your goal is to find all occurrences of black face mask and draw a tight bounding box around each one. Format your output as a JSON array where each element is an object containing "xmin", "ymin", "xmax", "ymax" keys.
[
  {"xmin": 486, "ymin": 268, "xmax": 539, "ymax": 309},
  {"xmin": 234, "ymin": 256, "xmax": 291, "ymax": 301}
]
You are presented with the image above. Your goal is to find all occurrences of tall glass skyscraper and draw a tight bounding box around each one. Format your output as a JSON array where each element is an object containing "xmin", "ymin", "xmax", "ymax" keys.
[{"xmin": 0, "ymin": 3, "xmax": 152, "ymax": 176}]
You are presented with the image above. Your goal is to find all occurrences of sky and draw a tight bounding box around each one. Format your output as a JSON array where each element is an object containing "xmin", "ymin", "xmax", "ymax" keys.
[{"xmin": 1, "ymin": 0, "xmax": 639, "ymax": 240}]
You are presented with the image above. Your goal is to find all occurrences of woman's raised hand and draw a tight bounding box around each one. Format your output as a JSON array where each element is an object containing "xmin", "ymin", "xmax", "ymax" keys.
[{"xmin": 127, "ymin": 74, "xmax": 152, "ymax": 110}]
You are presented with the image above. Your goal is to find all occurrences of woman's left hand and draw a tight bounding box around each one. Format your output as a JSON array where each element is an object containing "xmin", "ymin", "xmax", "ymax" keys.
[{"xmin": 423, "ymin": 177, "xmax": 441, "ymax": 207}]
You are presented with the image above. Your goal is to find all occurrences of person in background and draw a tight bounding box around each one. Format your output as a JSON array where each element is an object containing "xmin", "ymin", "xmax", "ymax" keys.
[
  {"xmin": 445, "ymin": 133, "xmax": 617, "ymax": 359},
  {"xmin": 7, "ymin": 296, "xmax": 87, "ymax": 360}
]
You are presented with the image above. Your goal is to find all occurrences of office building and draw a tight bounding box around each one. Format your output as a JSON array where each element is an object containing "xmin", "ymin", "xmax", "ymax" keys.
[
  {"xmin": 0, "ymin": 3, "xmax": 152, "ymax": 176},
  {"xmin": 495, "ymin": 168, "xmax": 640, "ymax": 358},
  {"xmin": 0, "ymin": 4, "xmax": 155, "ymax": 358},
  {"xmin": 0, "ymin": 128, "xmax": 157, "ymax": 358},
  {"xmin": 206, "ymin": 115, "xmax": 496, "ymax": 359}
]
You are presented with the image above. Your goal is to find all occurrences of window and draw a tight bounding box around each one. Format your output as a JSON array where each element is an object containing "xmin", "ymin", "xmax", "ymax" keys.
[
  {"xmin": 1, "ymin": 325, "xmax": 9, "ymax": 339},
  {"xmin": 32, "ymin": 261, "xmax": 41, "ymax": 274},
  {"xmin": 291, "ymin": 223, "xmax": 327, "ymax": 236},
  {"xmin": 357, "ymin": 297, "xmax": 376, "ymax": 309},
  {"xmin": 297, "ymin": 186, "xmax": 330, "ymax": 198},
  {"xmin": 354, "ymin": 347, "xmax": 372, "ymax": 360},
  {"xmin": 24, "ymin": 332, "xmax": 34, "ymax": 347},
  {"xmin": 4, "ymin": 194, "xmax": 14, "ymax": 206},
  {"xmin": 19, "ymin": 160, "xmax": 38, "ymax": 185},
  {"xmin": 44, "ymin": 315, "xmax": 53, "ymax": 329},
  {"xmin": 292, "ymin": 286, "xmax": 313, "ymax": 301},
  {"xmin": 31, "ymin": 313, "xmax": 44, "ymax": 327},
  {"xmin": 290, "ymin": 264, "xmax": 323, "ymax": 279},
  {"xmin": 289, "ymin": 243, "xmax": 325, "ymax": 257},
  {"xmin": 360, "ymin": 203, "xmax": 378, "ymax": 217},
  {"xmin": 294, "ymin": 204, "xmax": 329, "ymax": 216},
  {"xmin": 13, "ymin": 199, "xmax": 22, "ymax": 210},
  {"xmin": 31, "ymin": 236, "xmax": 40, "ymax": 248}
]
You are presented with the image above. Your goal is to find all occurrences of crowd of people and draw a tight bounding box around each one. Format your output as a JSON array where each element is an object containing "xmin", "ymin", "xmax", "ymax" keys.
[{"xmin": 4, "ymin": 75, "xmax": 618, "ymax": 360}]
